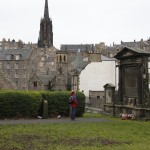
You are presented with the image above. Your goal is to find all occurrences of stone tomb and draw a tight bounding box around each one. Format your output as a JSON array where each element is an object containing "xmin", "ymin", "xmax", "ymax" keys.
[{"xmin": 104, "ymin": 47, "xmax": 150, "ymax": 119}]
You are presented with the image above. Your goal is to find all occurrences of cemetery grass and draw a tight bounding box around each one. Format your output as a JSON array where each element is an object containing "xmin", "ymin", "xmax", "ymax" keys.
[{"xmin": 0, "ymin": 114, "xmax": 150, "ymax": 150}]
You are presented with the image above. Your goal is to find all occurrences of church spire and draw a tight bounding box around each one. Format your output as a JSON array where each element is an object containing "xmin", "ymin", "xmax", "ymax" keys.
[
  {"xmin": 44, "ymin": 0, "xmax": 49, "ymax": 19},
  {"xmin": 38, "ymin": 0, "xmax": 53, "ymax": 48}
]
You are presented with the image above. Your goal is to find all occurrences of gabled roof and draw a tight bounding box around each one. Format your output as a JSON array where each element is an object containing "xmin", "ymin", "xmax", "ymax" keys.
[
  {"xmin": 29, "ymin": 74, "xmax": 55, "ymax": 85},
  {"xmin": 38, "ymin": 75, "xmax": 52, "ymax": 85},
  {"xmin": 0, "ymin": 49, "xmax": 32, "ymax": 60},
  {"xmin": 114, "ymin": 47, "xmax": 150, "ymax": 59},
  {"xmin": 103, "ymin": 83, "xmax": 115, "ymax": 88}
]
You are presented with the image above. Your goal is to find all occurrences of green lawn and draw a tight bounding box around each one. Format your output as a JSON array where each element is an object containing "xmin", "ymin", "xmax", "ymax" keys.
[{"xmin": 0, "ymin": 113, "xmax": 150, "ymax": 150}]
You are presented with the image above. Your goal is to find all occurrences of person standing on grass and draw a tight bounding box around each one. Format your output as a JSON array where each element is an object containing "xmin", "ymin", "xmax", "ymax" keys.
[{"xmin": 69, "ymin": 91, "xmax": 78, "ymax": 120}]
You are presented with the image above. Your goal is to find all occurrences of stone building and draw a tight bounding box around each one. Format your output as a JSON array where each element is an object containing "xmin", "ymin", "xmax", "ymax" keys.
[
  {"xmin": 0, "ymin": 48, "xmax": 37, "ymax": 90},
  {"xmin": 28, "ymin": 0, "xmax": 100, "ymax": 91},
  {"xmin": 0, "ymin": 38, "xmax": 24, "ymax": 50}
]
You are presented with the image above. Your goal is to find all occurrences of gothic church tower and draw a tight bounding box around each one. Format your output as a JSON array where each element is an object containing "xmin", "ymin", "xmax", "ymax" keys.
[{"xmin": 38, "ymin": 0, "xmax": 53, "ymax": 48}]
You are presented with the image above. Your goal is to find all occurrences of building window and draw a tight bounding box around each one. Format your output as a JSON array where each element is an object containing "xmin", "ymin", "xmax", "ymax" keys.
[
  {"xmin": 15, "ymin": 63, "xmax": 19, "ymax": 69},
  {"xmin": 15, "ymin": 71, "xmax": 19, "ymax": 78},
  {"xmin": 23, "ymin": 71, "xmax": 26, "ymax": 78},
  {"xmin": 6, "ymin": 63, "xmax": 10, "ymax": 69},
  {"xmin": 33, "ymin": 82, "xmax": 37, "ymax": 88},
  {"xmin": 60, "ymin": 55, "xmax": 62, "ymax": 62},
  {"xmin": 64, "ymin": 55, "xmax": 66, "ymax": 62}
]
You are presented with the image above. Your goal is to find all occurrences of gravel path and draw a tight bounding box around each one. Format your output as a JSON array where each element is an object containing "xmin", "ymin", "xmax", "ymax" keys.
[{"xmin": 0, "ymin": 117, "xmax": 111, "ymax": 125}]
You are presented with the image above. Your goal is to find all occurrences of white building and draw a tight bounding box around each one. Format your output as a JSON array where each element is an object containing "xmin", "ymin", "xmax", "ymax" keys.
[{"xmin": 79, "ymin": 55, "xmax": 118, "ymax": 97}]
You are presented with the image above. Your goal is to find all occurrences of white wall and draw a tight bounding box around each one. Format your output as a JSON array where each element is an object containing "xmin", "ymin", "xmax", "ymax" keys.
[{"xmin": 79, "ymin": 61, "xmax": 118, "ymax": 97}]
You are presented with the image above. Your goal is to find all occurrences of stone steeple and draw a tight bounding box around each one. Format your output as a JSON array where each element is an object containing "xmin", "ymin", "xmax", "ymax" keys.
[
  {"xmin": 38, "ymin": 0, "xmax": 53, "ymax": 48},
  {"xmin": 44, "ymin": 0, "xmax": 49, "ymax": 19}
]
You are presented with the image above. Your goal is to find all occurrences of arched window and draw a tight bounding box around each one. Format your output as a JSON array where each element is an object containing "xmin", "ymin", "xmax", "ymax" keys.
[{"xmin": 64, "ymin": 55, "xmax": 66, "ymax": 62}]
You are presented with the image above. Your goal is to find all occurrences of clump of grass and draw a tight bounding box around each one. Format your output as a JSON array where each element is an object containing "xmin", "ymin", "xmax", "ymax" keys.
[{"xmin": 0, "ymin": 113, "xmax": 150, "ymax": 150}]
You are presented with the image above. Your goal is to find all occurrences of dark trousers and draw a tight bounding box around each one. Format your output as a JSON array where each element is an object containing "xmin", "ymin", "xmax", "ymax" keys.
[{"xmin": 71, "ymin": 107, "xmax": 77, "ymax": 120}]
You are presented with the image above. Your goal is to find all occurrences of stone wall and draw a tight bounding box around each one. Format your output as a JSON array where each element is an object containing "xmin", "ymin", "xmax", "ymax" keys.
[
  {"xmin": 0, "ymin": 69, "xmax": 16, "ymax": 89},
  {"xmin": 89, "ymin": 91, "xmax": 105, "ymax": 109}
]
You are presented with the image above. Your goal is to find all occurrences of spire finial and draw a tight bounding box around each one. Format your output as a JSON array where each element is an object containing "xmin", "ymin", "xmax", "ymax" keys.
[{"xmin": 44, "ymin": 0, "xmax": 49, "ymax": 19}]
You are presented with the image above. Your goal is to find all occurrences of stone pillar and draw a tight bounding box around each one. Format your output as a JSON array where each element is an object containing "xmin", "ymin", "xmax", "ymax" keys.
[{"xmin": 42, "ymin": 100, "xmax": 48, "ymax": 119}]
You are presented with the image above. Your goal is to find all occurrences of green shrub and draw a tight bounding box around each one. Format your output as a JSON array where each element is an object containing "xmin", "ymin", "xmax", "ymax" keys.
[
  {"xmin": 0, "ymin": 90, "xmax": 85, "ymax": 119},
  {"xmin": 76, "ymin": 91, "xmax": 85, "ymax": 116}
]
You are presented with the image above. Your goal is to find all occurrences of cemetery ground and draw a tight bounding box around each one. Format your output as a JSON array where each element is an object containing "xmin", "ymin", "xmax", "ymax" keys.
[{"xmin": 0, "ymin": 113, "xmax": 150, "ymax": 150}]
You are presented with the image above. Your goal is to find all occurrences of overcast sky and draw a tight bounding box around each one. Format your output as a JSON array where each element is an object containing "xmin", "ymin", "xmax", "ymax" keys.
[{"xmin": 0, "ymin": 0, "xmax": 150, "ymax": 49}]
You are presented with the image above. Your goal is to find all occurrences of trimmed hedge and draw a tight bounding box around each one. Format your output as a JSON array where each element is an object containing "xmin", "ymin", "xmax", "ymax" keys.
[
  {"xmin": 0, "ymin": 90, "xmax": 85, "ymax": 119},
  {"xmin": 0, "ymin": 91, "xmax": 41, "ymax": 119}
]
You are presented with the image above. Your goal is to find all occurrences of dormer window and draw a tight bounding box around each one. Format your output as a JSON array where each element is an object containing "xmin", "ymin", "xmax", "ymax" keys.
[{"xmin": 15, "ymin": 54, "xmax": 21, "ymax": 60}]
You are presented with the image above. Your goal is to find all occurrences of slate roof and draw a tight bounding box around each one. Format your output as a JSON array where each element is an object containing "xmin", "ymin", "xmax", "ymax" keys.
[
  {"xmin": 31, "ymin": 73, "xmax": 56, "ymax": 85},
  {"xmin": 38, "ymin": 75, "xmax": 52, "ymax": 85},
  {"xmin": 60, "ymin": 44, "xmax": 94, "ymax": 51},
  {"xmin": 0, "ymin": 49, "xmax": 32, "ymax": 60},
  {"xmin": 72, "ymin": 52, "xmax": 89, "ymax": 70}
]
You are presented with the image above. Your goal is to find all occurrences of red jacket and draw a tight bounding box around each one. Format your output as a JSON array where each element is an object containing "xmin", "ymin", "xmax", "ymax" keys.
[{"xmin": 70, "ymin": 95, "xmax": 78, "ymax": 108}]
